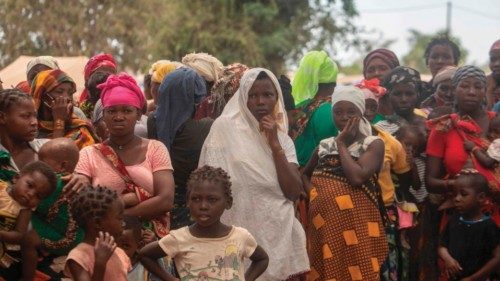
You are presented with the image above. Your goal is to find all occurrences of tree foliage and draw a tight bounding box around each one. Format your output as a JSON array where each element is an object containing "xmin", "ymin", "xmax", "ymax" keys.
[{"xmin": 0, "ymin": 0, "xmax": 360, "ymax": 73}]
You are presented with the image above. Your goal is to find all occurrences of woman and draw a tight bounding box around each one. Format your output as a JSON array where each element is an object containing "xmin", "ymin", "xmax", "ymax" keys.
[
  {"xmin": 487, "ymin": 39, "xmax": 500, "ymax": 109},
  {"xmin": 182, "ymin": 52, "xmax": 223, "ymax": 92},
  {"xmin": 148, "ymin": 67, "xmax": 211, "ymax": 229},
  {"xmin": 419, "ymin": 37, "xmax": 461, "ymax": 105},
  {"xmin": 31, "ymin": 69, "xmax": 97, "ymax": 149},
  {"xmin": 376, "ymin": 66, "xmax": 428, "ymax": 136},
  {"xmin": 424, "ymin": 65, "xmax": 499, "ymax": 280},
  {"xmin": 149, "ymin": 60, "xmax": 183, "ymax": 108},
  {"xmin": 290, "ymin": 50, "xmax": 339, "ymax": 167},
  {"xmin": 74, "ymin": 73, "xmax": 175, "ymax": 237},
  {"xmin": 78, "ymin": 53, "xmax": 117, "ymax": 117},
  {"xmin": 427, "ymin": 65, "xmax": 499, "ymax": 219},
  {"xmin": 304, "ymin": 86, "xmax": 388, "ymax": 280},
  {"xmin": 199, "ymin": 68, "xmax": 309, "ymax": 280},
  {"xmin": 362, "ymin": 48, "xmax": 400, "ymax": 116},
  {"xmin": 421, "ymin": 66, "xmax": 457, "ymax": 112},
  {"xmin": 195, "ymin": 63, "xmax": 249, "ymax": 120},
  {"xmin": 15, "ymin": 56, "xmax": 60, "ymax": 94}
]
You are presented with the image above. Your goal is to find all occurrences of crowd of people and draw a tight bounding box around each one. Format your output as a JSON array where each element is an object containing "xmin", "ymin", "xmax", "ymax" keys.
[{"xmin": 0, "ymin": 36, "xmax": 498, "ymax": 281}]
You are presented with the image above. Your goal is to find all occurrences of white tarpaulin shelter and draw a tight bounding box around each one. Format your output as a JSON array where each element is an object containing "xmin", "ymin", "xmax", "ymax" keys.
[{"xmin": 0, "ymin": 55, "xmax": 89, "ymax": 98}]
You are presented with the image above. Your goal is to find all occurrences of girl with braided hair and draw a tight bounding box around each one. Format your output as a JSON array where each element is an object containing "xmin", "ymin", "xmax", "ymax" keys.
[
  {"xmin": 64, "ymin": 185, "xmax": 130, "ymax": 281},
  {"xmin": 0, "ymin": 89, "xmax": 47, "ymax": 178}
]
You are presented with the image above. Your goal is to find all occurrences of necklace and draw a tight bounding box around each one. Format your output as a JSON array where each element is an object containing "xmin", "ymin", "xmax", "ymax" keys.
[{"xmin": 108, "ymin": 136, "xmax": 136, "ymax": 150}]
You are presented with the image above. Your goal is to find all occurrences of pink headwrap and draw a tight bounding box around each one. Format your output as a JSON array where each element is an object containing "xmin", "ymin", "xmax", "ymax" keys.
[
  {"xmin": 98, "ymin": 73, "xmax": 146, "ymax": 109},
  {"xmin": 355, "ymin": 78, "xmax": 387, "ymax": 103}
]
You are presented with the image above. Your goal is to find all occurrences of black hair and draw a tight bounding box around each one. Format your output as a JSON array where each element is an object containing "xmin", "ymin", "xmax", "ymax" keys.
[
  {"xmin": 187, "ymin": 165, "xmax": 233, "ymax": 202},
  {"xmin": 0, "ymin": 89, "xmax": 33, "ymax": 113},
  {"xmin": 70, "ymin": 185, "xmax": 119, "ymax": 228},
  {"xmin": 19, "ymin": 161, "xmax": 57, "ymax": 195},
  {"xmin": 123, "ymin": 215, "xmax": 142, "ymax": 242},
  {"xmin": 428, "ymin": 106, "xmax": 453, "ymax": 120},
  {"xmin": 279, "ymin": 75, "xmax": 295, "ymax": 111},
  {"xmin": 143, "ymin": 73, "xmax": 152, "ymax": 87},
  {"xmin": 87, "ymin": 71, "xmax": 111, "ymax": 102},
  {"xmin": 455, "ymin": 169, "xmax": 489, "ymax": 194},
  {"xmin": 424, "ymin": 36, "xmax": 461, "ymax": 65},
  {"xmin": 256, "ymin": 71, "xmax": 270, "ymax": 80}
]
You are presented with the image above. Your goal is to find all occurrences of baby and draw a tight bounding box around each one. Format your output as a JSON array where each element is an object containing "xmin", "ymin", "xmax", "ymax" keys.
[
  {"xmin": 21, "ymin": 138, "xmax": 84, "ymax": 280},
  {"xmin": 0, "ymin": 161, "xmax": 57, "ymax": 279},
  {"xmin": 465, "ymin": 115, "xmax": 500, "ymax": 169}
]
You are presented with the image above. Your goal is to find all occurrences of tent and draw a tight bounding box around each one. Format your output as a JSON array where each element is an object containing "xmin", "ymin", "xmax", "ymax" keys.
[{"xmin": 0, "ymin": 55, "xmax": 89, "ymax": 99}]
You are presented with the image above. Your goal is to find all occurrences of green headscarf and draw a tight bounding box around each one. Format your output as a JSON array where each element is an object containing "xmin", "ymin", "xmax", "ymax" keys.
[{"xmin": 292, "ymin": 50, "xmax": 338, "ymax": 105}]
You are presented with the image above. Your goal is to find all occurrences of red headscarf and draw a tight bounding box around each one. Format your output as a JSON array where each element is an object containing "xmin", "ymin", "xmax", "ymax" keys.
[{"xmin": 79, "ymin": 54, "xmax": 117, "ymax": 103}]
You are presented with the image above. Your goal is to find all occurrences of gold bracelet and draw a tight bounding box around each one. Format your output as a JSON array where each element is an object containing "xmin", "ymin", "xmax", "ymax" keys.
[{"xmin": 54, "ymin": 119, "xmax": 65, "ymax": 130}]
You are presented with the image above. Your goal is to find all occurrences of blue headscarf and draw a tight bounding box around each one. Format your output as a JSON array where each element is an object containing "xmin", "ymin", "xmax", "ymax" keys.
[{"xmin": 155, "ymin": 67, "xmax": 207, "ymax": 149}]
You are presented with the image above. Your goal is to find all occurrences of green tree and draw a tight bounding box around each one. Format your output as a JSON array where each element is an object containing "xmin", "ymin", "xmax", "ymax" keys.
[
  {"xmin": 0, "ymin": 0, "xmax": 361, "ymax": 73},
  {"xmin": 402, "ymin": 29, "xmax": 468, "ymax": 74}
]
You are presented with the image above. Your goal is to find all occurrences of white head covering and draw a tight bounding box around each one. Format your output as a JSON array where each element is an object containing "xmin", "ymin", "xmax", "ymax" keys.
[
  {"xmin": 331, "ymin": 85, "xmax": 373, "ymax": 137},
  {"xmin": 199, "ymin": 68, "xmax": 309, "ymax": 279},
  {"xmin": 26, "ymin": 56, "xmax": 59, "ymax": 75},
  {"xmin": 181, "ymin": 52, "xmax": 223, "ymax": 82}
]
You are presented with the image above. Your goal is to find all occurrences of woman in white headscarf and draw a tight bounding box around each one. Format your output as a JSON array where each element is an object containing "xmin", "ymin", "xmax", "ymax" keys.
[
  {"xmin": 199, "ymin": 68, "xmax": 309, "ymax": 280},
  {"xmin": 303, "ymin": 86, "xmax": 388, "ymax": 280}
]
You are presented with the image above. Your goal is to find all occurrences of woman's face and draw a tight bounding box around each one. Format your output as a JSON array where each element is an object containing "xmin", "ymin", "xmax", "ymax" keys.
[
  {"xmin": 332, "ymin": 101, "xmax": 362, "ymax": 131},
  {"xmin": 103, "ymin": 105, "xmax": 141, "ymax": 137},
  {"xmin": 489, "ymin": 49, "xmax": 500, "ymax": 81},
  {"xmin": 364, "ymin": 58, "xmax": 391, "ymax": 81},
  {"xmin": 389, "ymin": 83, "xmax": 418, "ymax": 117},
  {"xmin": 427, "ymin": 44, "xmax": 455, "ymax": 77},
  {"xmin": 455, "ymin": 77, "xmax": 486, "ymax": 113},
  {"xmin": 0, "ymin": 99, "xmax": 38, "ymax": 142},
  {"xmin": 246, "ymin": 78, "xmax": 278, "ymax": 122},
  {"xmin": 434, "ymin": 79, "xmax": 454, "ymax": 105},
  {"xmin": 364, "ymin": 98, "xmax": 378, "ymax": 123}
]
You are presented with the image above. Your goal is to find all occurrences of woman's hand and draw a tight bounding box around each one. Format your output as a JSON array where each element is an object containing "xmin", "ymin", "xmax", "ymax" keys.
[
  {"xmin": 51, "ymin": 96, "xmax": 73, "ymax": 122},
  {"xmin": 63, "ymin": 174, "xmax": 90, "ymax": 197},
  {"xmin": 336, "ymin": 117, "xmax": 360, "ymax": 146},
  {"xmin": 94, "ymin": 231, "xmax": 117, "ymax": 264},
  {"xmin": 463, "ymin": 140, "xmax": 475, "ymax": 152},
  {"xmin": 260, "ymin": 114, "xmax": 281, "ymax": 151}
]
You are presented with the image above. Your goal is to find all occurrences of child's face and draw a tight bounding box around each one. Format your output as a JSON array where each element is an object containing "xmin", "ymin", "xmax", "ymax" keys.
[
  {"xmin": 99, "ymin": 199, "xmax": 125, "ymax": 239},
  {"xmin": 488, "ymin": 123, "xmax": 500, "ymax": 140},
  {"xmin": 11, "ymin": 171, "xmax": 53, "ymax": 208},
  {"xmin": 187, "ymin": 181, "xmax": 230, "ymax": 227},
  {"xmin": 364, "ymin": 98, "xmax": 378, "ymax": 123},
  {"xmin": 118, "ymin": 229, "xmax": 139, "ymax": 259},
  {"xmin": 453, "ymin": 180, "xmax": 483, "ymax": 216}
]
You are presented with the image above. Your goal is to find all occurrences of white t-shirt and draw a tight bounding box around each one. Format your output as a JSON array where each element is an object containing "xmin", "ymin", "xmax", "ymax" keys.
[{"xmin": 158, "ymin": 226, "xmax": 258, "ymax": 280}]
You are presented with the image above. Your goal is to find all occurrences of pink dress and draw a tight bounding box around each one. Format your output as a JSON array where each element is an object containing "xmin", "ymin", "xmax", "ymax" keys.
[
  {"xmin": 75, "ymin": 140, "xmax": 173, "ymax": 194},
  {"xmin": 64, "ymin": 243, "xmax": 131, "ymax": 280}
]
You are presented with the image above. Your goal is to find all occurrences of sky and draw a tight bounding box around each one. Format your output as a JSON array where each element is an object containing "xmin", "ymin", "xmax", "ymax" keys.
[{"xmin": 336, "ymin": 0, "xmax": 500, "ymax": 67}]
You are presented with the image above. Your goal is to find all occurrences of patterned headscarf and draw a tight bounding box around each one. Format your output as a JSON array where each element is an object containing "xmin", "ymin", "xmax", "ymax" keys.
[
  {"xmin": 98, "ymin": 73, "xmax": 146, "ymax": 110},
  {"xmin": 382, "ymin": 66, "xmax": 421, "ymax": 91},
  {"xmin": 182, "ymin": 52, "xmax": 223, "ymax": 82},
  {"xmin": 355, "ymin": 78, "xmax": 387, "ymax": 103},
  {"xmin": 451, "ymin": 65, "xmax": 487, "ymax": 88},
  {"xmin": 433, "ymin": 66, "xmax": 458, "ymax": 87},
  {"xmin": 31, "ymin": 69, "xmax": 76, "ymax": 110},
  {"xmin": 155, "ymin": 68, "xmax": 207, "ymax": 149},
  {"xmin": 292, "ymin": 50, "xmax": 338, "ymax": 105},
  {"xmin": 209, "ymin": 63, "xmax": 249, "ymax": 117},
  {"xmin": 26, "ymin": 56, "xmax": 60, "ymax": 75},
  {"xmin": 151, "ymin": 61, "xmax": 182, "ymax": 84},
  {"xmin": 363, "ymin": 49, "xmax": 400, "ymax": 78}
]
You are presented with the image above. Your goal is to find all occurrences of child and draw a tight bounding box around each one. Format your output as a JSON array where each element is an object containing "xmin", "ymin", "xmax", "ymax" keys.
[
  {"xmin": 21, "ymin": 138, "xmax": 84, "ymax": 280},
  {"xmin": 64, "ymin": 186, "xmax": 130, "ymax": 281},
  {"xmin": 465, "ymin": 115, "xmax": 500, "ymax": 169},
  {"xmin": 438, "ymin": 170, "xmax": 500, "ymax": 281},
  {"xmin": 0, "ymin": 161, "xmax": 57, "ymax": 279},
  {"xmin": 139, "ymin": 165, "xmax": 269, "ymax": 281}
]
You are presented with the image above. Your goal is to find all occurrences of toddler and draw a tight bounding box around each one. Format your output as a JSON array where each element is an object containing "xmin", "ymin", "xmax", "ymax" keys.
[
  {"xmin": 438, "ymin": 170, "xmax": 499, "ymax": 281},
  {"xmin": 465, "ymin": 115, "xmax": 500, "ymax": 169},
  {"xmin": 0, "ymin": 161, "xmax": 57, "ymax": 279}
]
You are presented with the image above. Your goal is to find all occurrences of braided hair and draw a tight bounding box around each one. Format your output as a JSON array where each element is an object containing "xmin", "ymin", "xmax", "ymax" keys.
[
  {"xmin": 0, "ymin": 88, "xmax": 33, "ymax": 113},
  {"xmin": 187, "ymin": 165, "xmax": 233, "ymax": 202},
  {"xmin": 70, "ymin": 185, "xmax": 119, "ymax": 229}
]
